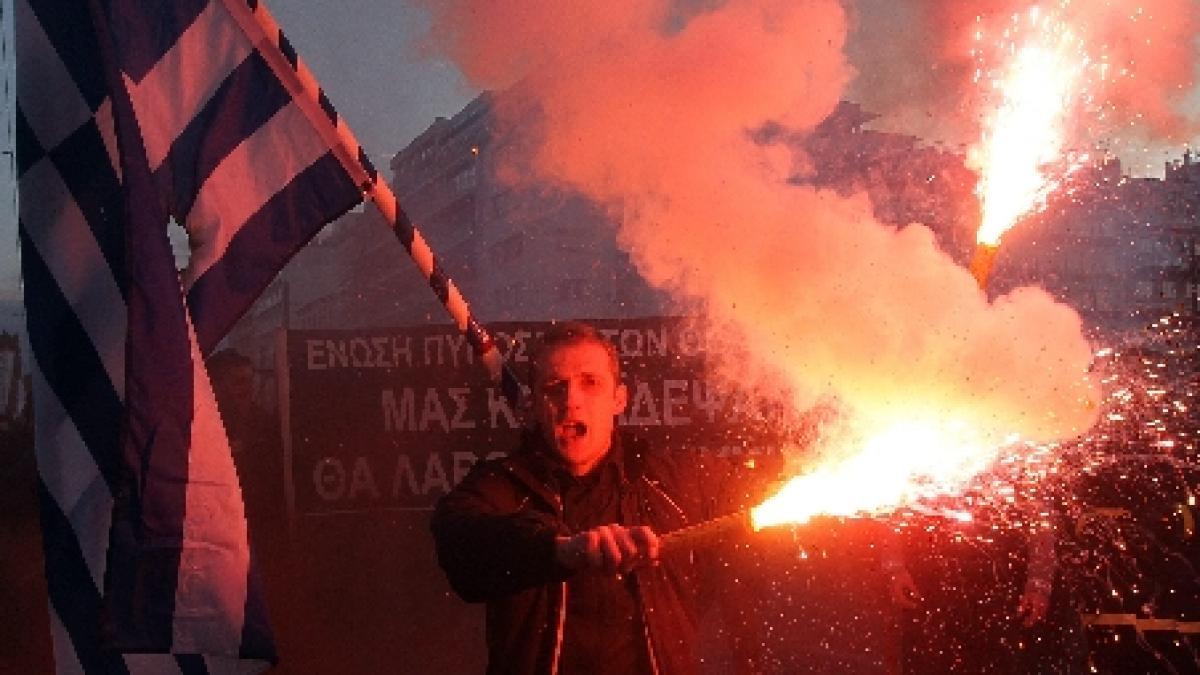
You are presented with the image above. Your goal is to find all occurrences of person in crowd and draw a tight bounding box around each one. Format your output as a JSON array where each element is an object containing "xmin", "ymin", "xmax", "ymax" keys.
[
  {"xmin": 206, "ymin": 349, "xmax": 288, "ymax": 571},
  {"xmin": 207, "ymin": 348, "xmax": 303, "ymax": 663},
  {"xmin": 431, "ymin": 321, "xmax": 767, "ymax": 674},
  {"xmin": 208, "ymin": 349, "xmax": 275, "ymax": 456}
]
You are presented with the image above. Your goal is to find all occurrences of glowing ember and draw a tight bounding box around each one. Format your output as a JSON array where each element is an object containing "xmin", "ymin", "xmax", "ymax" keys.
[
  {"xmin": 971, "ymin": 7, "xmax": 1092, "ymax": 247},
  {"xmin": 751, "ymin": 419, "xmax": 1016, "ymax": 529}
]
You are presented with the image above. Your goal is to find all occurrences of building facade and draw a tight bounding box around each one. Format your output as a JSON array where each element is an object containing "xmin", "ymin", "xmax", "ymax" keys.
[
  {"xmin": 263, "ymin": 90, "xmax": 668, "ymax": 337},
  {"xmin": 229, "ymin": 96, "xmax": 1198, "ymax": 360},
  {"xmin": 993, "ymin": 153, "xmax": 1199, "ymax": 334},
  {"xmin": 797, "ymin": 102, "xmax": 1199, "ymax": 336}
]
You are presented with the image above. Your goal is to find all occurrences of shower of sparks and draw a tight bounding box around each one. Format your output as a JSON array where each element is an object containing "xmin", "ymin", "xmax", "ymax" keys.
[
  {"xmin": 1062, "ymin": 315, "xmax": 1200, "ymax": 670},
  {"xmin": 971, "ymin": 5, "xmax": 1101, "ymax": 246},
  {"xmin": 750, "ymin": 315, "xmax": 1197, "ymax": 578},
  {"xmin": 748, "ymin": 315, "xmax": 1197, "ymax": 668}
]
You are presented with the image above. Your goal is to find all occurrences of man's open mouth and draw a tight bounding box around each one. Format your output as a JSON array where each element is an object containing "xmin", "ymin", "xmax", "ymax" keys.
[{"xmin": 560, "ymin": 421, "xmax": 588, "ymax": 438}]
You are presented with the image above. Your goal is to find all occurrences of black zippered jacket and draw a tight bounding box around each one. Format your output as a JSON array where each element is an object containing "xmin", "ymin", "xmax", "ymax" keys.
[{"xmin": 431, "ymin": 431, "xmax": 737, "ymax": 675}]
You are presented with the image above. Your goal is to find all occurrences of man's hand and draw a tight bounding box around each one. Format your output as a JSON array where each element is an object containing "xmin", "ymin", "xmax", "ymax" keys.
[
  {"xmin": 1017, "ymin": 578, "xmax": 1051, "ymax": 627},
  {"xmin": 888, "ymin": 566, "xmax": 922, "ymax": 610},
  {"xmin": 555, "ymin": 525, "xmax": 660, "ymax": 574}
]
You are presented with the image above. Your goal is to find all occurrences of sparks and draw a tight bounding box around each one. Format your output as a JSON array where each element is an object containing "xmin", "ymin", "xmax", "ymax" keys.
[{"xmin": 971, "ymin": 8, "xmax": 1093, "ymax": 247}]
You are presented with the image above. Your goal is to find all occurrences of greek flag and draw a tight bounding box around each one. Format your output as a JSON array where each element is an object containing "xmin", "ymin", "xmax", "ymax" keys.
[{"xmin": 17, "ymin": 0, "xmax": 368, "ymax": 671}]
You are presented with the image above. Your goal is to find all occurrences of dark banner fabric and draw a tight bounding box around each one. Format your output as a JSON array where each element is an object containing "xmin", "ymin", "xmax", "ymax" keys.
[{"xmin": 282, "ymin": 317, "xmax": 774, "ymax": 516}]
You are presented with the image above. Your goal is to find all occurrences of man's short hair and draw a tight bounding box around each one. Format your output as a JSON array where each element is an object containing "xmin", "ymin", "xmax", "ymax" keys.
[{"xmin": 529, "ymin": 321, "xmax": 620, "ymax": 386}]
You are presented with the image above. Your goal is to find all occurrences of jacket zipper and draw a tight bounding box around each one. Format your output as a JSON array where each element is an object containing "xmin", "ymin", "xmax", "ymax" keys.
[
  {"xmin": 638, "ymin": 577, "xmax": 662, "ymax": 675},
  {"xmin": 547, "ymin": 465, "xmax": 671, "ymax": 674},
  {"xmin": 549, "ymin": 581, "xmax": 568, "ymax": 675},
  {"xmin": 634, "ymin": 477, "xmax": 679, "ymax": 675},
  {"xmin": 549, "ymin": 488, "xmax": 566, "ymax": 675}
]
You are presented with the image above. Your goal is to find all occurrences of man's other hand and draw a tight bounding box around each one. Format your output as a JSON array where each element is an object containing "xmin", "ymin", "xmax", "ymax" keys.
[{"xmin": 556, "ymin": 525, "xmax": 660, "ymax": 574}]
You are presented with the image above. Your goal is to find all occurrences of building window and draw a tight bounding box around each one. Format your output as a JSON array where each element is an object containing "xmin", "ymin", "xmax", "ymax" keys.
[{"xmin": 454, "ymin": 165, "xmax": 478, "ymax": 193}]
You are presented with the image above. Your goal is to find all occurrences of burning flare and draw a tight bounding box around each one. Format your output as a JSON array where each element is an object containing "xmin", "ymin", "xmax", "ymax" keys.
[
  {"xmin": 973, "ymin": 7, "xmax": 1089, "ymax": 247},
  {"xmin": 969, "ymin": 6, "xmax": 1097, "ymax": 288},
  {"xmin": 752, "ymin": 419, "xmax": 1006, "ymax": 529}
]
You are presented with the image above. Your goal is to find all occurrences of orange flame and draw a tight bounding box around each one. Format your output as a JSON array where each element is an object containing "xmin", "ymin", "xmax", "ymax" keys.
[
  {"xmin": 972, "ymin": 7, "xmax": 1091, "ymax": 246},
  {"xmin": 752, "ymin": 419, "xmax": 1011, "ymax": 529}
]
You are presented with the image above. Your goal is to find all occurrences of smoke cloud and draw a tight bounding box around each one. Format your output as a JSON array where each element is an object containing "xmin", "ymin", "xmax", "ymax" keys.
[{"xmin": 416, "ymin": 0, "xmax": 1105, "ymax": 447}]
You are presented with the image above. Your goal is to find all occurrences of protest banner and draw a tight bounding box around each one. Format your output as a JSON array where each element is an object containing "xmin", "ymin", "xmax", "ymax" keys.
[{"xmin": 279, "ymin": 317, "xmax": 784, "ymax": 517}]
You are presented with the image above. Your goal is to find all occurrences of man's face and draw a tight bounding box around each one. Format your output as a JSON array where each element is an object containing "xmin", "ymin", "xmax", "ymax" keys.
[{"xmin": 533, "ymin": 340, "xmax": 628, "ymax": 476}]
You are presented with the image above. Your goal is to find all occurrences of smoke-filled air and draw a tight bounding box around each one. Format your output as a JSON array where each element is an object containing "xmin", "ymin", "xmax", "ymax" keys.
[{"xmin": 414, "ymin": 0, "xmax": 1197, "ymax": 513}]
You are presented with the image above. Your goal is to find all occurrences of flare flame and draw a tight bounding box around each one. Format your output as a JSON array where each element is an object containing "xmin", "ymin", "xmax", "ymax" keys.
[
  {"xmin": 972, "ymin": 6, "xmax": 1095, "ymax": 246},
  {"xmin": 752, "ymin": 419, "xmax": 1007, "ymax": 529}
]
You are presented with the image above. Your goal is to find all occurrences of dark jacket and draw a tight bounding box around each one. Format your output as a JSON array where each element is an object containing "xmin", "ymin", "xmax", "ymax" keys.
[{"xmin": 431, "ymin": 432, "xmax": 732, "ymax": 675}]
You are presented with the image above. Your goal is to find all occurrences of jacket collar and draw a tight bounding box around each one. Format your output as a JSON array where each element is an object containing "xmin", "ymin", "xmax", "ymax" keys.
[{"xmin": 501, "ymin": 426, "xmax": 639, "ymax": 512}]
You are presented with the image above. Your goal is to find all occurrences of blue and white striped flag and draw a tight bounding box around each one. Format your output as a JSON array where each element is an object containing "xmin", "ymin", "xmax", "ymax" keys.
[{"xmin": 17, "ymin": 0, "xmax": 369, "ymax": 671}]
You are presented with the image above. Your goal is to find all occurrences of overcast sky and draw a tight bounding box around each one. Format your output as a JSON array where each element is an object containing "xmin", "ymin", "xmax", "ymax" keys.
[{"xmin": 268, "ymin": 0, "xmax": 476, "ymax": 162}]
